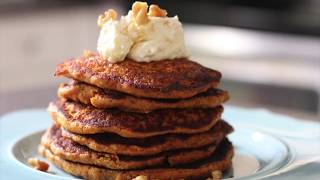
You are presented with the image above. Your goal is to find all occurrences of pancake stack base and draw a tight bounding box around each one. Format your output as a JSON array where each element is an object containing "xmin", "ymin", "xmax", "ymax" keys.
[{"xmin": 40, "ymin": 54, "xmax": 234, "ymax": 179}]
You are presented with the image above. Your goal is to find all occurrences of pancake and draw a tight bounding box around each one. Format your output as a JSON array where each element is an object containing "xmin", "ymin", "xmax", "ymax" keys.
[
  {"xmin": 61, "ymin": 120, "xmax": 233, "ymax": 156},
  {"xmin": 55, "ymin": 54, "xmax": 221, "ymax": 99},
  {"xmin": 58, "ymin": 81, "xmax": 229, "ymax": 113},
  {"xmin": 41, "ymin": 125, "xmax": 221, "ymax": 170},
  {"xmin": 49, "ymin": 100, "xmax": 223, "ymax": 138},
  {"xmin": 39, "ymin": 139, "xmax": 234, "ymax": 180}
]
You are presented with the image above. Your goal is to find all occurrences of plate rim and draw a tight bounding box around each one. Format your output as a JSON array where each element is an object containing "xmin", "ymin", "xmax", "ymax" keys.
[{"xmin": 229, "ymin": 123, "xmax": 296, "ymax": 180}]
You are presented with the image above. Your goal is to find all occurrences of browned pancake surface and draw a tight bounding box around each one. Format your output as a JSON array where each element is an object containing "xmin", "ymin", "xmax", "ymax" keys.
[
  {"xmin": 39, "ymin": 139, "xmax": 233, "ymax": 180},
  {"xmin": 58, "ymin": 81, "xmax": 229, "ymax": 112},
  {"xmin": 49, "ymin": 100, "xmax": 223, "ymax": 138},
  {"xmin": 61, "ymin": 120, "xmax": 233, "ymax": 156},
  {"xmin": 55, "ymin": 55, "xmax": 221, "ymax": 99},
  {"xmin": 41, "ymin": 125, "xmax": 221, "ymax": 170}
]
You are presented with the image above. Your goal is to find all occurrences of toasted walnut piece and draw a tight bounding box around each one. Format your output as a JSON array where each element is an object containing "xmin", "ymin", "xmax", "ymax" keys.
[
  {"xmin": 148, "ymin": 4, "xmax": 167, "ymax": 17},
  {"xmin": 211, "ymin": 170, "xmax": 222, "ymax": 180},
  {"xmin": 132, "ymin": 175, "xmax": 148, "ymax": 180},
  {"xmin": 97, "ymin": 9, "xmax": 118, "ymax": 28},
  {"xmin": 132, "ymin": 1, "xmax": 149, "ymax": 25},
  {"xmin": 28, "ymin": 158, "xmax": 49, "ymax": 172},
  {"xmin": 132, "ymin": 1, "xmax": 148, "ymax": 16},
  {"xmin": 83, "ymin": 50, "xmax": 95, "ymax": 58}
]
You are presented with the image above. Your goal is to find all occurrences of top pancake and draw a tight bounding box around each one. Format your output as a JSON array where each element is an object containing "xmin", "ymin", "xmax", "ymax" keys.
[{"xmin": 55, "ymin": 54, "xmax": 221, "ymax": 99}]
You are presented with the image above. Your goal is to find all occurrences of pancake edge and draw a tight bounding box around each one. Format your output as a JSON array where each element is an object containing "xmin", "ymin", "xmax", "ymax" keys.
[
  {"xmin": 58, "ymin": 82, "xmax": 229, "ymax": 113},
  {"xmin": 38, "ymin": 141, "xmax": 234, "ymax": 180},
  {"xmin": 49, "ymin": 102, "xmax": 222, "ymax": 138}
]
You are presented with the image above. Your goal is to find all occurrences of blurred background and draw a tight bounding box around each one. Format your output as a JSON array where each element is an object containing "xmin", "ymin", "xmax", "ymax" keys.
[{"xmin": 0, "ymin": 0, "xmax": 319, "ymax": 121}]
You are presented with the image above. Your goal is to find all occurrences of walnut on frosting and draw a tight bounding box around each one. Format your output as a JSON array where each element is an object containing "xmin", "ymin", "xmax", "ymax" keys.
[
  {"xmin": 98, "ymin": 1, "xmax": 168, "ymax": 27},
  {"xmin": 148, "ymin": 4, "xmax": 167, "ymax": 17},
  {"xmin": 132, "ymin": 1, "xmax": 149, "ymax": 25},
  {"xmin": 132, "ymin": 2, "xmax": 168, "ymax": 25},
  {"xmin": 97, "ymin": 9, "xmax": 118, "ymax": 28}
]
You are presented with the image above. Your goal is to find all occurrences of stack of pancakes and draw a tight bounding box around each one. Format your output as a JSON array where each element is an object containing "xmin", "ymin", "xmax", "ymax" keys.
[{"xmin": 39, "ymin": 53, "xmax": 234, "ymax": 180}]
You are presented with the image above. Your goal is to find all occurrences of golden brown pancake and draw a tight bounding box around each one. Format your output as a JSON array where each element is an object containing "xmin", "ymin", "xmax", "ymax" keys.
[
  {"xmin": 58, "ymin": 81, "xmax": 229, "ymax": 113},
  {"xmin": 61, "ymin": 120, "xmax": 233, "ymax": 156},
  {"xmin": 39, "ymin": 139, "xmax": 233, "ymax": 180},
  {"xmin": 55, "ymin": 54, "xmax": 222, "ymax": 99},
  {"xmin": 49, "ymin": 100, "xmax": 223, "ymax": 138},
  {"xmin": 41, "ymin": 125, "xmax": 221, "ymax": 169}
]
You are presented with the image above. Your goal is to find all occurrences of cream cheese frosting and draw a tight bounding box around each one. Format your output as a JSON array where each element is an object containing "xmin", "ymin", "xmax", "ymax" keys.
[{"xmin": 97, "ymin": 4, "xmax": 188, "ymax": 63}]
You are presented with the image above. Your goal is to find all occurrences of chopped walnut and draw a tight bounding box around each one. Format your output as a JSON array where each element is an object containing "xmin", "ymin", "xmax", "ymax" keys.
[
  {"xmin": 212, "ymin": 170, "xmax": 222, "ymax": 179},
  {"xmin": 83, "ymin": 50, "xmax": 95, "ymax": 58},
  {"xmin": 132, "ymin": 1, "xmax": 149, "ymax": 25},
  {"xmin": 97, "ymin": 9, "xmax": 118, "ymax": 28},
  {"xmin": 148, "ymin": 4, "xmax": 167, "ymax": 17},
  {"xmin": 97, "ymin": 2, "xmax": 168, "ymax": 27},
  {"xmin": 132, "ymin": 1, "xmax": 148, "ymax": 16},
  {"xmin": 132, "ymin": 175, "xmax": 148, "ymax": 180},
  {"xmin": 28, "ymin": 158, "xmax": 49, "ymax": 172}
]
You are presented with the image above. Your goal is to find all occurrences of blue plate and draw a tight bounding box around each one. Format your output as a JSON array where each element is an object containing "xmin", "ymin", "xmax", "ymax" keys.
[{"xmin": 0, "ymin": 108, "xmax": 295, "ymax": 180}]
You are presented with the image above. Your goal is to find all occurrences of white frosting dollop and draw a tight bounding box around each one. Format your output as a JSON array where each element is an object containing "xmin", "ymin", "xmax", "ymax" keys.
[{"xmin": 97, "ymin": 12, "xmax": 188, "ymax": 63}]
